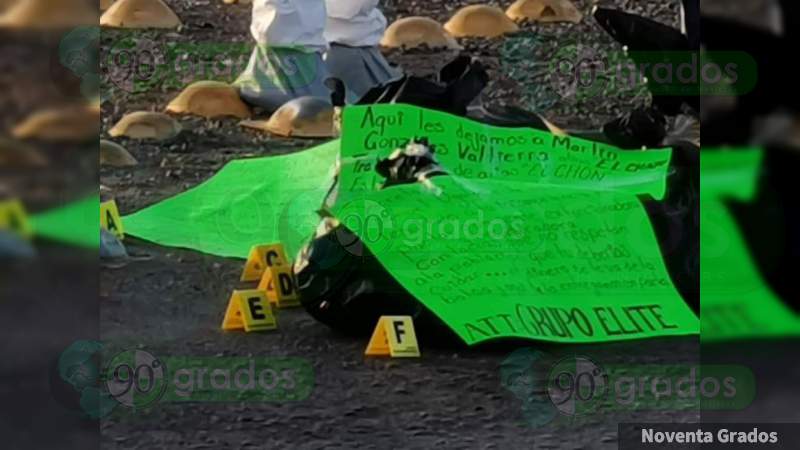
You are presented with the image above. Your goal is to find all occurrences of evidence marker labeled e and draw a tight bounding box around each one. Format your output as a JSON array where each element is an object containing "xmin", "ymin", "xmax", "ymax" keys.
[
  {"xmin": 365, "ymin": 316, "xmax": 420, "ymax": 357},
  {"xmin": 221, "ymin": 290, "xmax": 277, "ymax": 332},
  {"xmin": 241, "ymin": 243, "xmax": 289, "ymax": 282},
  {"xmin": 0, "ymin": 199, "xmax": 33, "ymax": 239},
  {"xmin": 100, "ymin": 199, "xmax": 124, "ymax": 240},
  {"xmin": 257, "ymin": 265, "xmax": 300, "ymax": 308}
]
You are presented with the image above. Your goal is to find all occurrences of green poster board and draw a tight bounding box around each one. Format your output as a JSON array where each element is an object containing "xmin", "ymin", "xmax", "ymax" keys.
[
  {"xmin": 333, "ymin": 177, "xmax": 699, "ymax": 344},
  {"xmin": 341, "ymin": 104, "xmax": 674, "ymax": 200}
]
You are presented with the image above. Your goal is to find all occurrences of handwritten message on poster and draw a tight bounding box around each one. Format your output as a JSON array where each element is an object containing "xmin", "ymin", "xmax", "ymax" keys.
[
  {"xmin": 341, "ymin": 105, "xmax": 674, "ymax": 199},
  {"xmin": 701, "ymin": 149, "xmax": 800, "ymax": 340},
  {"xmin": 333, "ymin": 177, "xmax": 699, "ymax": 344}
]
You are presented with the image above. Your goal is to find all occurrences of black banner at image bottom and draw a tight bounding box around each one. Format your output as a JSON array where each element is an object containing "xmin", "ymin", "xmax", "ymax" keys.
[{"xmin": 619, "ymin": 423, "xmax": 800, "ymax": 450}]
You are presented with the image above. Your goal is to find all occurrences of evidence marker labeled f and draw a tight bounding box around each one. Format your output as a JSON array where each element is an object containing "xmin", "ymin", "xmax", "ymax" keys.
[{"xmin": 365, "ymin": 316, "xmax": 420, "ymax": 357}]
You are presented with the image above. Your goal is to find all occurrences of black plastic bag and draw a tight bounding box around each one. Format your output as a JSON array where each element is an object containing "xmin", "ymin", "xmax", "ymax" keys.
[
  {"xmin": 344, "ymin": 55, "xmax": 555, "ymax": 131},
  {"xmin": 296, "ymin": 142, "xmax": 459, "ymax": 341}
]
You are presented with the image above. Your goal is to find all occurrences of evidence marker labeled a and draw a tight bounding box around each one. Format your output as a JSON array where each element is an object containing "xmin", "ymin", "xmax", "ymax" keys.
[
  {"xmin": 221, "ymin": 289, "xmax": 276, "ymax": 332},
  {"xmin": 365, "ymin": 316, "xmax": 420, "ymax": 358},
  {"xmin": 257, "ymin": 265, "xmax": 300, "ymax": 308},
  {"xmin": 240, "ymin": 243, "xmax": 289, "ymax": 281},
  {"xmin": 0, "ymin": 199, "xmax": 33, "ymax": 239},
  {"xmin": 100, "ymin": 199, "xmax": 124, "ymax": 240}
]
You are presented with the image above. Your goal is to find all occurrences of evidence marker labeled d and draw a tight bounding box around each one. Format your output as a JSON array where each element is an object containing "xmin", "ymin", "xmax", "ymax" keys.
[
  {"xmin": 365, "ymin": 316, "xmax": 420, "ymax": 357},
  {"xmin": 221, "ymin": 290, "xmax": 277, "ymax": 332},
  {"xmin": 0, "ymin": 199, "xmax": 33, "ymax": 239},
  {"xmin": 257, "ymin": 265, "xmax": 300, "ymax": 308},
  {"xmin": 100, "ymin": 199, "xmax": 124, "ymax": 240},
  {"xmin": 241, "ymin": 243, "xmax": 289, "ymax": 282}
]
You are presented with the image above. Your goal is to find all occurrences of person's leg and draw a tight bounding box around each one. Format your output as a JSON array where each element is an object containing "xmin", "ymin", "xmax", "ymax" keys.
[
  {"xmin": 236, "ymin": 45, "xmax": 332, "ymax": 112},
  {"xmin": 324, "ymin": 43, "xmax": 402, "ymax": 102}
]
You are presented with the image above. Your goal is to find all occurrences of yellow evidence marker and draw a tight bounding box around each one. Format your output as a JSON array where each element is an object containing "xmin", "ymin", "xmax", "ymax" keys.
[
  {"xmin": 257, "ymin": 265, "xmax": 300, "ymax": 308},
  {"xmin": 100, "ymin": 199, "xmax": 124, "ymax": 240},
  {"xmin": 0, "ymin": 199, "xmax": 33, "ymax": 239},
  {"xmin": 364, "ymin": 316, "xmax": 420, "ymax": 358},
  {"xmin": 221, "ymin": 290, "xmax": 276, "ymax": 332},
  {"xmin": 240, "ymin": 243, "xmax": 289, "ymax": 282}
]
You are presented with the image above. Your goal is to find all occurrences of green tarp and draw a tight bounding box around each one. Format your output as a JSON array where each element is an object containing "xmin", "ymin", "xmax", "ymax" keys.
[
  {"xmin": 32, "ymin": 194, "xmax": 99, "ymax": 248},
  {"xmin": 123, "ymin": 140, "xmax": 340, "ymax": 259}
]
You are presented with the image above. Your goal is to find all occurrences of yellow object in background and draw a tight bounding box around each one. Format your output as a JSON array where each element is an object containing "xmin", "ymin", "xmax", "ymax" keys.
[
  {"xmin": 0, "ymin": 0, "xmax": 97, "ymax": 29},
  {"xmin": 108, "ymin": 111, "xmax": 182, "ymax": 140},
  {"xmin": 444, "ymin": 5, "xmax": 519, "ymax": 38},
  {"xmin": 0, "ymin": 199, "xmax": 33, "ymax": 239},
  {"xmin": 100, "ymin": 0, "xmax": 181, "ymax": 29},
  {"xmin": 506, "ymin": 0, "xmax": 583, "ymax": 24},
  {"xmin": 240, "ymin": 97, "xmax": 334, "ymax": 138},
  {"xmin": 380, "ymin": 16, "xmax": 461, "ymax": 50},
  {"xmin": 100, "ymin": 199, "xmax": 124, "ymax": 240},
  {"xmin": 166, "ymin": 81, "xmax": 251, "ymax": 120}
]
